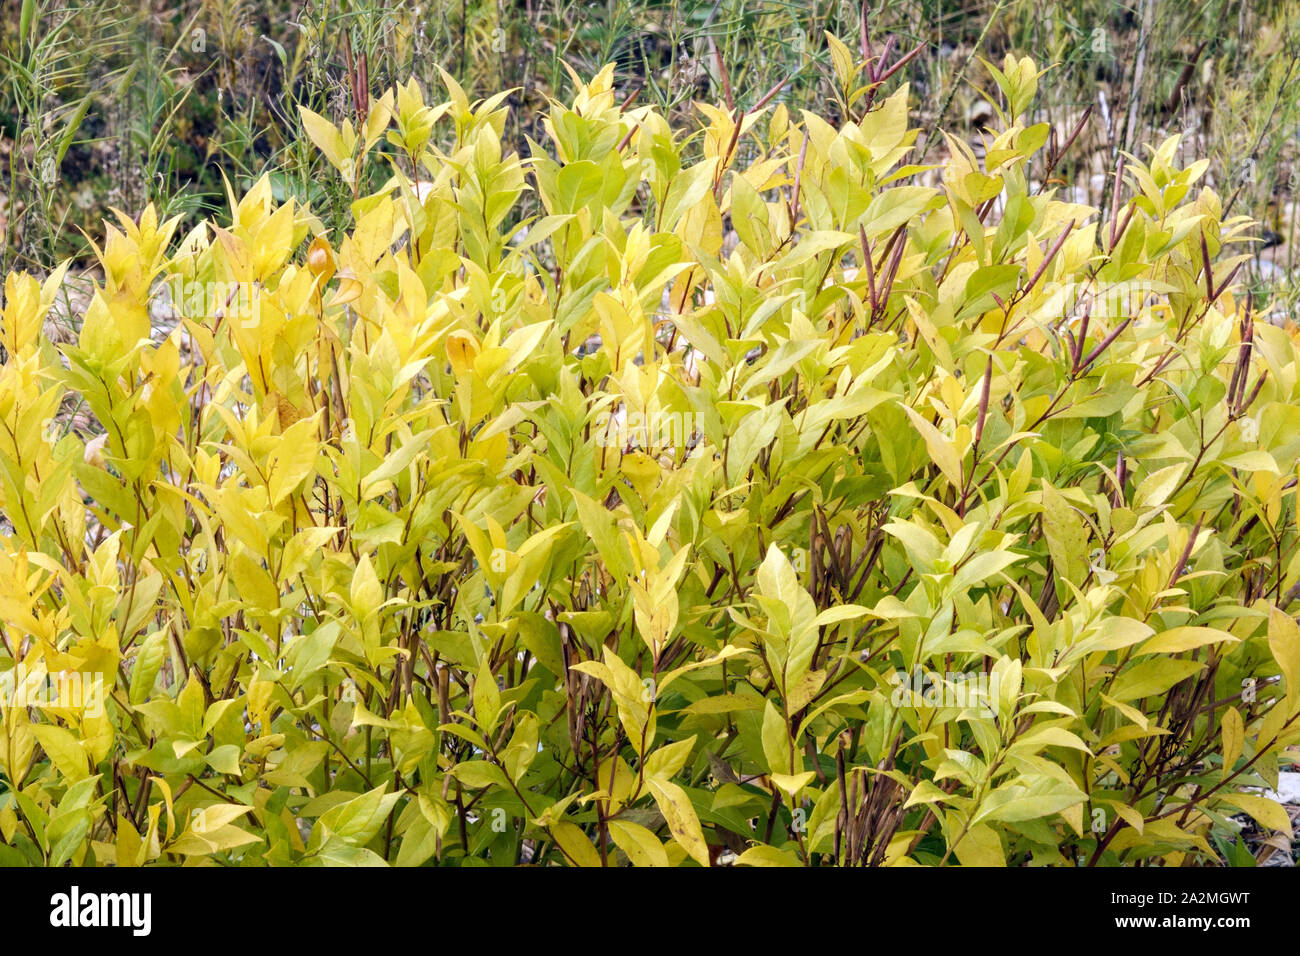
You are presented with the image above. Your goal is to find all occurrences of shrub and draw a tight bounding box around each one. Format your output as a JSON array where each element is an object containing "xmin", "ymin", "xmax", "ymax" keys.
[{"xmin": 0, "ymin": 48, "xmax": 1297, "ymax": 867}]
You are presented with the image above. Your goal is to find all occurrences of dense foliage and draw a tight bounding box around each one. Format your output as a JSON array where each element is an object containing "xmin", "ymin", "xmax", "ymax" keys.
[{"xmin": 0, "ymin": 46, "xmax": 1297, "ymax": 866}]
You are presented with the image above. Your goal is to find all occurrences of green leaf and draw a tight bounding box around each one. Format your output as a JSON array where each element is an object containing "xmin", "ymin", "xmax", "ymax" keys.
[
  {"xmin": 449, "ymin": 760, "xmax": 509, "ymax": 790},
  {"xmin": 974, "ymin": 776, "xmax": 1086, "ymax": 825},
  {"xmin": 317, "ymin": 785, "xmax": 403, "ymax": 847},
  {"xmin": 1138, "ymin": 626, "xmax": 1238, "ymax": 656},
  {"xmin": 129, "ymin": 629, "xmax": 168, "ymax": 705},
  {"xmin": 289, "ymin": 620, "xmax": 340, "ymax": 689},
  {"xmin": 1040, "ymin": 481, "xmax": 1088, "ymax": 586},
  {"xmin": 501, "ymin": 713, "xmax": 540, "ymax": 783},
  {"xmin": 473, "ymin": 657, "xmax": 502, "ymax": 735},
  {"xmin": 1109, "ymin": 659, "xmax": 1204, "ymax": 703}
]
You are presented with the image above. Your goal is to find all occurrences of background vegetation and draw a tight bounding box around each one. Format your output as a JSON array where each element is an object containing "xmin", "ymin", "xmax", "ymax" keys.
[{"xmin": 5, "ymin": 1, "xmax": 1300, "ymax": 305}]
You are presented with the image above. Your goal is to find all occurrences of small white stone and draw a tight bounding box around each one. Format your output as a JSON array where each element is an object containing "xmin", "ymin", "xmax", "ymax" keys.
[{"xmin": 1262, "ymin": 770, "xmax": 1300, "ymax": 805}]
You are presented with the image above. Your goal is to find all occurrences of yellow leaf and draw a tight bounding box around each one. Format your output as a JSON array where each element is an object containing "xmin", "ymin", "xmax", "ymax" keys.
[
  {"xmin": 735, "ymin": 844, "xmax": 801, "ymax": 866},
  {"xmin": 1105, "ymin": 801, "xmax": 1146, "ymax": 835},
  {"xmin": 770, "ymin": 771, "xmax": 816, "ymax": 800},
  {"xmin": 1268, "ymin": 607, "xmax": 1300, "ymax": 705},
  {"xmin": 266, "ymin": 415, "xmax": 321, "ymax": 506},
  {"xmin": 115, "ymin": 814, "xmax": 144, "ymax": 868},
  {"xmin": 607, "ymin": 820, "xmax": 669, "ymax": 867},
  {"xmin": 900, "ymin": 403, "xmax": 963, "ymax": 488},
  {"xmin": 647, "ymin": 778, "xmax": 710, "ymax": 867},
  {"xmin": 549, "ymin": 821, "xmax": 602, "ymax": 867},
  {"xmin": 193, "ymin": 803, "xmax": 255, "ymax": 833},
  {"xmin": 298, "ymin": 106, "xmax": 349, "ymax": 171},
  {"xmin": 1139, "ymin": 626, "xmax": 1239, "ymax": 656},
  {"xmin": 446, "ymin": 330, "xmax": 480, "ymax": 377},
  {"xmin": 1221, "ymin": 707, "xmax": 1244, "ymax": 781},
  {"xmin": 1221, "ymin": 793, "xmax": 1293, "ymax": 837},
  {"xmin": 953, "ymin": 823, "xmax": 1006, "ymax": 866},
  {"xmin": 32, "ymin": 724, "xmax": 88, "ymax": 782},
  {"xmin": 350, "ymin": 553, "xmax": 383, "ymax": 621}
]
